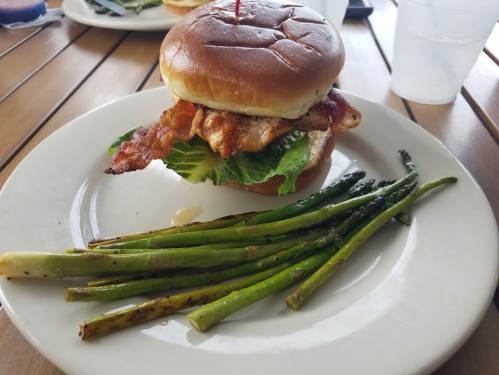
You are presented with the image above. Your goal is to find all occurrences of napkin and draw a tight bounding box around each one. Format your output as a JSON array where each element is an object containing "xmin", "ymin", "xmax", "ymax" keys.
[{"xmin": 1, "ymin": 8, "xmax": 63, "ymax": 30}]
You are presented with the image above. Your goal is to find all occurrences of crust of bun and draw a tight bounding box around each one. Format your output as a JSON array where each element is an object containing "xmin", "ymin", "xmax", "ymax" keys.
[
  {"xmin": 160, "ymin": 0, "xmax": 344, "ymax": 119},
  {"xmin": 224, "ymin": 129, "xmax": 336, "ymax": 194}
]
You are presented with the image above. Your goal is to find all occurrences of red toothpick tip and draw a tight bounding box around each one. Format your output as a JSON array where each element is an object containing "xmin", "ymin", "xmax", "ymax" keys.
[{"xmin": 235, "ymin": 0, "xmax": 241, "ymax": 19}]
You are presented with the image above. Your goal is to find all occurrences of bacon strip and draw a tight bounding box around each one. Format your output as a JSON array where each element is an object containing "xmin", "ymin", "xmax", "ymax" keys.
[
  {"xmin": 104, "ymin": 89, "xmax": 360, "ymax": 174},
  {"xmin": 104, "ymin": 100, "xmax": 201, "ymax": 175}
]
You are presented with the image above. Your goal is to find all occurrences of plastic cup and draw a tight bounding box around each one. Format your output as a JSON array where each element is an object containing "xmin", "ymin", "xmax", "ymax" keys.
[
  {"xmin": 391, "ymin": 0, "xmax": 499, "ymax": 105},
  {"xmin": 299, "ymin": 0, "xmax": 349, "ymax": 32}
]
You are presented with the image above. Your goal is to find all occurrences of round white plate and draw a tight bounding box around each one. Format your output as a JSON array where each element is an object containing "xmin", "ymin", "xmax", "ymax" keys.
[
  {"xmin": 62, "ymin": 0, "xmax": 183, "ymax": 31},
  {"xmin": 0, "ymin": 87, "xmax": 497, "ymax": 375}
]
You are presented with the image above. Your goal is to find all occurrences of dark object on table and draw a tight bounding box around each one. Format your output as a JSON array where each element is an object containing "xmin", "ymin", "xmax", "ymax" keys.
[
  {"xmin": 0, "ymin": 0, "xmax": 46, "ymax": 24},
  {"xmin": 346, "ymin": 0, "xmax": 373, "ymax": 19}
]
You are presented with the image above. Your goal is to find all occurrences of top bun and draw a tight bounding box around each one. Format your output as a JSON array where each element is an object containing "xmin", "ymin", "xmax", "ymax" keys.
[{"xmin": 160, "ymin": 0, "xmax": 344, "ymax": 119}]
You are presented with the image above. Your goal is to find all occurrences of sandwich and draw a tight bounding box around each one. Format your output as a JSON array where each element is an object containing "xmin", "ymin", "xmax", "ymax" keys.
[
  {"xmin": 105, "ymin": 0, "xmax": 361, "ymax": 194},
  {"xmin": 162, "ymin": 0, "xmax": 213, "ymax": 15}
]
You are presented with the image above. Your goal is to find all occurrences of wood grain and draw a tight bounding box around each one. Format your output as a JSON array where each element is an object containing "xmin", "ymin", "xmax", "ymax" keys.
[
  {"xmin": 0, "ymin": 17, "xmax": 89, "ymax": 101},
  {"xmin": 46, "ymin": 0, "xmax": 64, "ymax": 7},
  {"xmin": 0, "ymin": 27, "xmax": 43, "ymax": 58},
  {"xmin": 141, "ymin": 61, "xmax": 163, "ymax": 91},
  {"xmin": 0, "ymin": 32, "xmax": 163, "ymax": 190},
  {"xmin": 0, "ymin": 308, "xmax": 63, "ymax": 375},
  {"xmin": 485, "ymin": 22, "xmax": 499, "ymax": 65},
  {"xmin": 337, "ymin": 19, "xmax": 408, "ymax": 117},
  {"xmin": 433, "ymin": 303, "xmax": 499, "ymax": 375},
  {"xmin": 461, "ymin": 53, "xmax": 499, "ymax": 143},
  {"xmin": 407, "ymin": 96, "xmax": 499, "ymax": 223},
  {"xmin": 0, "ymin": 0, "xmax": 64, "ymax": 57},
  {"xmin": 0, "ymin": 27, "xmax": 127, "ymax": 173}
]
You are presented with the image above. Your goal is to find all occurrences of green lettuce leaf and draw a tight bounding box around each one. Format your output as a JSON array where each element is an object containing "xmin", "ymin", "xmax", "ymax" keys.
[
  {"xmin": 163, "ymin": 131, "xmax": 310, "ymax": 195},
  {"xmin": 108, "ymin": 127, "xmax": 310, "ymax": 195},
  {"xmin": 109, "ymin": 126, "xmax": 143, "ymax": 156}
]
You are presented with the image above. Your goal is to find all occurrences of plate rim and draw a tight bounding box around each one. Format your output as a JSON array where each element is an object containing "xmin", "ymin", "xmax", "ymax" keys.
[{"xmin": 61, "ymin": 0, "xmax": 180, "ymax": 31}]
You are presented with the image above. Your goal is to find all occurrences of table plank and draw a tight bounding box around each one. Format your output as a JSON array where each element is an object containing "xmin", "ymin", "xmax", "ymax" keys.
[
  {"xmin": 0, "ymin": 17, "xmax": 89, "ymax": 101},
  {"xmin": 0, "ymin": 28, "xmax": 127, "ymax": 173},
  {"xmin": 0, "ymin": 308, "xmax": 64, "ymax": 375},
  {"xmin": 0, "ymin": 32, "xmax": 163, "ymax": 190},
  {"xmin": 0, "ymin": 0, "xmax": 64, "ymax": 57},
  {"xmin": 462, "ymin": 54, "xmax": 499, "ymax": 143},
  {"xmin": 367, "ymin": 0, "xmax": 397, "ymax": 63},
  {"xmin": 406, "ymin": 97, "xmax": 499, "ymax": 221},
  {"xmin": 434, "ymin": 303, "xmax": 499, "ymax": 375},
  {"xmin": 338, "ymin": 18, "xmax": 406, "ymax": 108},
  {"xmin": 141, "ymin": 62, "xmax": 163, "ymax": 91},
  {"xmin": 0, "ymin": 27, "xmax": 43, "ymax": 58},
  {"xmin": 485, "ymin": 22, "xmax": 499, "ymax": 65},
  {"xmin": 46, "ymin": 0, "xmax": 64, "ymax": 7},
  {"xmin": 337, "ymin": 20, "xmax": 408, "ymax": 117}
]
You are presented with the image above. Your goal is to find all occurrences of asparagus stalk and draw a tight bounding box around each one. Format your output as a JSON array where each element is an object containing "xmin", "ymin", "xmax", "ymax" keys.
[
  {"xmin": 96, "ymin": 169, "xmax": 417, "ymax": 250},
  {"xmin": 75, "ymin": 231, "xmax": 306, "ymax": 255},
  {"xmin": 66, "ymin": 228, "xmax": 340, "ymax": 301},
  {"xmin": 87, "ymin": 271, "xmax": 174, "ymax": 287},
  {"xmin": 186, "ymin": 176, "xmax": 456, "ymax": 331},
  {"xmin": 236, "ymin": 171, "xmax": 366, "ymax": 227},
  {"xmin": 343, "ymin": 178, "xmax": 375, "ymax": 200},
  {"xmin": 395, "ymin": 211, "xmax": 412, "ymax": 226},
  {"xmin": 285, "ymin": 176, "xmax": 457, "ymax": 310},
  {"xmin": 89, "ymin": 171, "xmax": 364, "ymax": 249},
  {"xmin": 79, "ymin": 259, "xmax": 298, "ymax": 340},
  {"xmin": 68, "ymin": 197, "xmax": 389, "ymax": 301},
  {"xmin": 0, "ymin": 230, "xmax": 323, "ymax": 278},
  {"xmin": 374, "ymin": 179, "xmax": 396, "ymax": 189},
  {"xmin": 86, "ymin": 194, "xmax": 392, "ymax": 288},
  {"xmin": 88, "ymin": 211, "xmax": 261, "ymax": 248},
  {"xmin": 187, "ymin": 249, "xmax": 334, "ymax": 332}
]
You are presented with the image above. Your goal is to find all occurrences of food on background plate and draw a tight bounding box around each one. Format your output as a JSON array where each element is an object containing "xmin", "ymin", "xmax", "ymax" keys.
[
  {"xmin": 162, "ymin": 0, "xmax": 214, "ymax": 15},
  {"xmin": 84, "ymin": 0, "xmax": 163, "ymax": 16},
  {"xmin": 105, "ymin": 0, "xmax": 361, "ymax": 194}
]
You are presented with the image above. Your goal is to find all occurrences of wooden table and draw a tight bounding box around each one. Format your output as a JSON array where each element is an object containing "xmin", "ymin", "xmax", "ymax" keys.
[{"xmin": 0, "ymin": 1, "xmax": 498, "ymax": 373}]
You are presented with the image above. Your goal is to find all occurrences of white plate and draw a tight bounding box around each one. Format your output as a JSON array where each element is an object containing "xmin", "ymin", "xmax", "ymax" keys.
[
  {"xmin": 62, "ymin": 0, "xmax": 183, "ymax": 31},
  {"xmin": 0, "ymin": 87, "xmax": 497, "ymax": 375}
]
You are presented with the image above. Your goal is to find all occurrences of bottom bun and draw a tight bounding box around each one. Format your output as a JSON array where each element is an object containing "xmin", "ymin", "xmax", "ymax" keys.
[{"xmin": 224, "ymin": 129, "xmax": 337, "ymax": 195}]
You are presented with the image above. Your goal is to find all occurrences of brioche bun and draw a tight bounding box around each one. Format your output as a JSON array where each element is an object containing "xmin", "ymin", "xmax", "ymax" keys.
[
  {"xmin": 160, "ymin": 0, "xmax": 344, "ymax": 119},
  {"xmin": 225, "ymin": 128, "xmax": 337, "ymax": 194}
]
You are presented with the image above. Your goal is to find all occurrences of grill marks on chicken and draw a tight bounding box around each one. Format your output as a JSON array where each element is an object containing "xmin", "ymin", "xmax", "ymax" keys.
[{"xmin": 104, "ymin": 89, "xmax": 360, "ymax": 174}]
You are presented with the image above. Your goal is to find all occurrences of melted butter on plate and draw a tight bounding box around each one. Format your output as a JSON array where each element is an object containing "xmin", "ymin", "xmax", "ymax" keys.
[{"xmin": 171, "ymin": 205, "xmax": 203, "ymax": 226}]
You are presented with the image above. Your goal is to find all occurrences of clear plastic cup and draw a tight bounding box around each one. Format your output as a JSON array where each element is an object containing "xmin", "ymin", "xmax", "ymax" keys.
[
  {"xmin": 298, "ymin": 0, "xmax": 349, "ymax": 32},
  {"xmin": 391, "ymin": 0, "xmax": 499, "ymax": 105}
]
